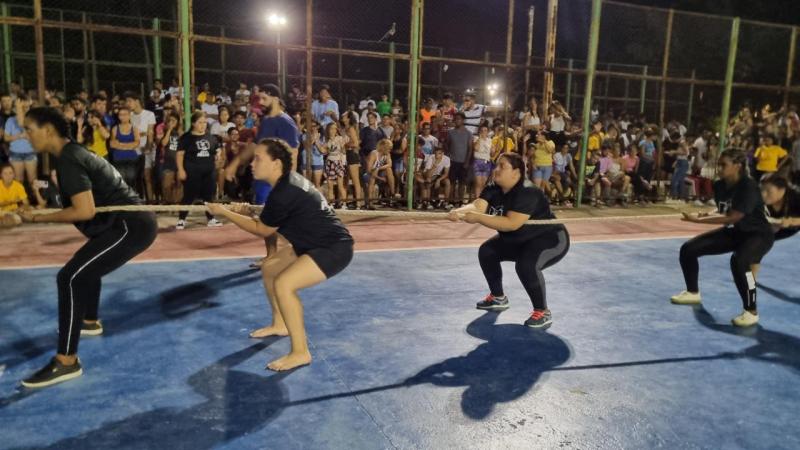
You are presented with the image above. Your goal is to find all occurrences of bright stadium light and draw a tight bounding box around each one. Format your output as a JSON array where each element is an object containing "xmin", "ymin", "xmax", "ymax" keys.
[
  {"xmin": 490, "ymin": 98, "xmax": 503, "ymax": 107},
  {"xmin": 267, "ymin": 13, "xmax": 287, "ymax": 27}
]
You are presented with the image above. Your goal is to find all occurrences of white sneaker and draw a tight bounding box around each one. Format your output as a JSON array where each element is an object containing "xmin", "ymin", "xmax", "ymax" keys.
[
  {"xmin": 693, "ymin": 200, "xmax": 705, "ymax": 206},
  {"xmin": 207, "ymin": 218, "xmax": 223, "ymax": 227},
  {"xmin": 732, "ymin": 310, "xmax": 759, "ymax": 327},
  {"xmin": 175, "ymin": 219, "xmax": 186, "ymax": 230},
  {"xmin": 706, "ymin": 199, "xmax": 717, "ymax": 207},
  {"xmin": 670, "ymin": 290, "xmax": 702, "ymax": 305}
]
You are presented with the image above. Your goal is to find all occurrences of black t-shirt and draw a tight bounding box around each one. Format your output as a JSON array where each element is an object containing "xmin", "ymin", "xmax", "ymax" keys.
[
  {"xmin": 713, "ymin": 176, "xmax": 771, "ymax": 234},
  {"xmin": 56, "ymin": 142, "xmax": 141, "ymax": 237},
  {"xmin": 177, "ymin": 132, "xmax": 220, "ymax": 168},
  {"xmin": 768, "ymin": 186, "xmax": 800, "ymax": 240},
  {"xmin": 479, "ymin": 181, "xmax": 563, "ymax": 242},
  {"xmin": 259, "ymin": 172, "xmax": 353, "ymax": 252}
]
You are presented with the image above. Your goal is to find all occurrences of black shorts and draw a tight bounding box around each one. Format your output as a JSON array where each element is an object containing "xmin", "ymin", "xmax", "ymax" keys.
[
  {"xmin": 449, "ymin": 162, "xmax": 468, "ymax": 182},
  {"xmin": 346, "ymin": 150, "xmax": 361, "ymax": 166},
  {"xmin": 298, "ymin": 240, "xmax": 354, "ymax": 279}
]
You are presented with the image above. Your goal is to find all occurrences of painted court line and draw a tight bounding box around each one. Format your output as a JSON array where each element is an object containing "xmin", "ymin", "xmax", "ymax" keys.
[{"xmin": 0, "ymin": 234, "xmax": 694, "ymax": 271}]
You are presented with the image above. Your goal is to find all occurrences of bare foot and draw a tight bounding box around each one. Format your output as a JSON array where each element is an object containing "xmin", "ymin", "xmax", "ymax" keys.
[
  {"xmin": 249, "ymin": 325, "xmax": 289, "ymax": 338},
  {"xmin": 266, "ymin": 351, "xmax": 312, "ymax": 371}
]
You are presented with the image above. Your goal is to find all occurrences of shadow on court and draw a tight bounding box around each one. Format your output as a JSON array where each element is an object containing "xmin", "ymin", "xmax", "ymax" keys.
[
  {"xmin": 757, "ymin": 282, "xmax": 800, "ymax": 306},
  {"xmin": 12, "ymin": 341, "xmax": 289, "ymax": 450},
  {"xmin": 692, "ymin": 305, "xmax": 800, "ymax": 374},
  {"xmin": 0, "ymin": 269, "xmax": 261, "ymax": 380}
]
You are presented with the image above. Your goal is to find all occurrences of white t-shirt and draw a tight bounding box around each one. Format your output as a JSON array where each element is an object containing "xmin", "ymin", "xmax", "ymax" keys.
[
  {"xmin": 549, "ymin": 115, "xmax": 566, "ymax": 132},
  {"xmin": 235, "ymin": 89, "xmax": 251, "ymax": 99},
  {"xmin": 474, "ymin": 136, "xmax": 492, "ymax": 161},
  {"xmin": 419, "ymin": 134, "xmax": 439, "ymax": 155},
  {"xmin": 692, "ymin": 137, "xmax": 708, "ymax": 169},
  {"xmin": 131, "ymin": 109, "xmax": 156, "ymax": 152},
  {"xmin": 201, "ymin": 103, "xmax": 219, "ymax": 118},
  {"xmin": 358, "ymin": 99, "xmax": 376, "ymax": 111},
  {"xmin": 211, "ymin": 121, "xmax": 235, "ymax": 138},
  {"xmin": 424, "ymin": 154, "xmax": 451, "ymax": 176}
]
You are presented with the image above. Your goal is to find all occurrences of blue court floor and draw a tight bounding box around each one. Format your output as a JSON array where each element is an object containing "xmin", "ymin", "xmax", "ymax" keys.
[{"xmin": 1, "ymin": 237, "xmax": 799, "ymax": 449}]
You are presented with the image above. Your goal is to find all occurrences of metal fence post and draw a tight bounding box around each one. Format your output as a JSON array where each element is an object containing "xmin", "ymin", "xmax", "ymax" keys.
[
  {"xmin": 719, "ymin": 17, "xmax": 740, "ymax": 153},
  {"xmin": 686, "ymin": 69, "xmax": 695, "ymax": 129},
  {"xmin": 406, "ymin": 0, "xmax": 422, "ymax": 210},
  {"xmin": 576, "ymin": 0, "xmax": 601, "ymax": 208},
  {"xmin": 655, "ymin": 9, "xmax": 673, "ymax": 187},
  {"xmin": 179, "ymin": 0, "xmax": 192, "ymax": 128},
  {"xmin": 1, "ymin": 3, "xmax": 13, "ymax": 92},
  {"xmin": 783, "ymin": 26, "xmax": 797, "ymax": 111},
  {"xmin": 524, "ymin": 6, "xmax": 534, "ymax": 100},
  {"xmin": 639, "ymin": 65, "xmax": 647, "ymax": 114}
]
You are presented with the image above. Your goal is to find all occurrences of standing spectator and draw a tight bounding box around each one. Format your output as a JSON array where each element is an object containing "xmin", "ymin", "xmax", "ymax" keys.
[
  {"xmin": 418, "ymin": 98, "xmax": 437, "ymax": 129},
  {"xmin": 340, "ymin": 112, "xmax": 363, "ymax": 209},
  {"xmin": 667, "ymin": 138, "xmax": 690, "ymax": 202},
  {"xmin": 378, "ymin": 114, "xmax": 394, "ymax": 140},
  {"xmin": 390, "ymin": 121, "xmax": 408, "ymax": 195},
  {"xmin": 300, "ymin": 121, "xmax": 324, "ymax": 189},
  {"xmin": 109, "ymin": 106, "xmax": 140, "ymax": 190},
  {"xmin": 416, "ymin": 122, "xmax": 438, "ymax": 157},
  {"xmin": 91, "ymin": 95, "xmax": 115, "ymax": 129},
  {"xmin": 201, "ymin": 93, "xmax": 220, "ymax": 123},
  {"xmin": 461, "ymin": 92, "xmax": 485, "ymax": 135},
  {"xmin": 5, "ymin": 95, "xmax": 36, "ymax": 187},
  {"xmin": 126, "ymin": 92, "xmax": 156, "ymax": 201},
  {"xmin": 211, "ymin": 106, "xmax": 235, "ymax": 141},
  {"xmin": 167, "ymin": 78, "xmax": 182, "ymax": 100},
  {"xmin": 360, "ymin": 111, "xmax": 384, "ymax": 160},
  {"xmin": 491, "ymin": 127, "xmax": 515, "ymax": 163},
  {"xmin": 376, "ymin": 94, "xmax": 392, "ymax": 117},
  {"xmin": 157, "ymin": 111, "xmax": 183, "ymax": 204},
  {"xmin": 437, "ymin": 93, "xmax": 457, "ymax": 142},
  {"xmin": 176, "ymin": 111, "xmax": 223, "ymax": 230},
  {"xmin": 0, "ymin": 163, "xmax": 28, "ymax": 211},
  {"xmin": 235, "ymin": 82, "xmax": 251, "ymax": 101},
  {"xmin": 391, "ymin": 98, "xmax": 403, "ymax": 119},
  {"xmin": 521, "ymin": 97, "xmax": 542, "ymax": 137},
  {"xmin": 150, "ymin": 79, "xmax": 166, "ymax": 101},
  {"xmin": 531, "ymin": 130, "xmax": 556, "ymax": 190},
  {"xmin": 446, "ymin": 112, "xmax": 472, "ymax": 207},
  {"xmin": 320, "ymin": 122, "xmax": 348, "ymax": 207},
  {"xmin": 753, "ymin": 134, "xmax": 788, "ymax": 181},
  {"xmin": 552, "ymin": 144, "xmax": 577, "ymax": 206},
  {"xmin": 217, "ymin": 87, "xmax": 232, "ymax": 106},
  {"xmin": 358, "ymin": 93, "xmax": 376, "ymax": 112},
  {"xmin": 472, "ymin": 124, "xmax": 493, "ymax": 200},
  {"xmin": 359, "ymin": 102, "xmax": 378, "ymax": 128},
  {"xmin": 546, "ymin": 100, "xmax": 570, "ymax": 148},
  {"xmin": 311, "ymin": 85, "xmax": 339, "ymax": 128},
  {"xmin": 77, "ymin": 110, "xmax": 110, "ymax": 159},
  {"xmin": 0, "ymin": 93, "xmax": 14, "ymax": 163}
]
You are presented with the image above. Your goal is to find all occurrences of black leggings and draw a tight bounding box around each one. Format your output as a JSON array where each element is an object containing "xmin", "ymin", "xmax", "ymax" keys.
[
  {"xmin": 113, "ymin": 159, "xmax": 139, "ymax": 195},
  {"xmin": 57, "ymin": 212, "xmax": 158, "ymax": 355},
  {"xmin": 179, "ymin": 165, "xmax": 216, "ymax": 221},
  {"xmin": 478, "ymin": 228, "xmax": 570, "ymax": 310},
  {"xmin": 679, "ymin": 227, "xmax": 774, "ymax": 311}
]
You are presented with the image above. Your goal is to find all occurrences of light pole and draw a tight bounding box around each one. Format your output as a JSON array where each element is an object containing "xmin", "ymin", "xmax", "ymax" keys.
[{"xmin": 267, "ymin": 13, "xmax": 288, "ymax": 94}]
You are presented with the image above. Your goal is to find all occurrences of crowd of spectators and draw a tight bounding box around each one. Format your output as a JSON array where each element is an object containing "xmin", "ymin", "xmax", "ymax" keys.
[{"xmin": 1, "ymin": 78, "xmax": 799, "ymax": 219}]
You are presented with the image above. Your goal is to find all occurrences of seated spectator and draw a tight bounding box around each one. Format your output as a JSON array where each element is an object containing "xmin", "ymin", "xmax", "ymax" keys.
[
  {"xmin": 491, "ymin": 127, "xmax": 515, "ymax": 163},
  {"xmin": 607, "ymin": 145, "xmax": 632, "ymax": 205},
  {"xmin": 417, "ymin": 122, "xmax": 438, "ymax": 157},
  {"xmin": 33, "ymin": 169, "xmax": 62, "ymax": 209},
  {"xmin": 415, "ymin": 146, "xmax": 451, "ymax": 210},
  {"xmin": 552, "ymin": 144, "xmax": 577, "ymax": 206},
  {"xmin": 364, "ymin": 138, "xmax": 395, "ymax": 209},
  {"xmin": 0, "ymin": 163, "xmax": 28, "ymax": 211}
]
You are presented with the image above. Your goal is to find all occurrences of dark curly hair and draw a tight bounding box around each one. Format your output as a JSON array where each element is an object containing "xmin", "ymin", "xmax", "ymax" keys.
[
  {"xmin": 258, "ymin": 138, "xmax": 293, "ymax": 179},
  {"xmin": 25, "ymin": 107, "xmax": 70, "ymax": 138}
]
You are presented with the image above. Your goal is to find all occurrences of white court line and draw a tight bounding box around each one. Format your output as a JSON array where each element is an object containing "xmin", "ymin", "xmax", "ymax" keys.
[{"xmin": 0, "ymin": 234, "xmax": 694, "ymax": 271}]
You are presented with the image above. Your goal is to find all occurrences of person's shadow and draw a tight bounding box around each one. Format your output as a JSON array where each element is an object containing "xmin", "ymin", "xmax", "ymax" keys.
[
  {"xmin": 756, "ymin": 282, "xmax": 800, "ymax": 306},
  {"xmin": 405, "ymin": 312, "xmax": 571, "ymax": 419},
  {"xmin": 692, "ymin": 306, "xmax": 800, "ymax": 374},
  {"xmin": 11, "ymin": 340, "xmax": 290, "ymax": 450},
  {"xmin": 0, "ymin": 269, "xmax": 261, "ymax": 382}
]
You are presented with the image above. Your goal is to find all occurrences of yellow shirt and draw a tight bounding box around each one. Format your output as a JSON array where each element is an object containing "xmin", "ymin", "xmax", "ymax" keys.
[
  {"xmin": 534, "ymin": 140, "xmax": 556, "ymax": 166},
  {"xmin": 491, "ymin": 136, "xmax": 515, "ymax": 161},
  {"xmin": 587, "ymin": 132, "xmax": 605, "ymax": 151},
  {"xmin": 0, "ymin": 180, "xmax": 27, "ymax": 211},
  {"xmin": 754, "ymin": 145, "xmax": 787, "ymax": 172},
  {"xmin": 88, "ymin": 128, "xmax": 108, "ymax": 158}
]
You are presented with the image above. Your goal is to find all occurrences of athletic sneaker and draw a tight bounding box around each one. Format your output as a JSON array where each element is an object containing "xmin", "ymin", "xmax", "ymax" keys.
[
  {"xmin": 706, "ymin": 199, "xmax": 717, "ymax": 207},
  {"xmin": 732, "ymin": 310, "xmax": 759, "ymax": 327},
  {"xmin": 21, "ymin": 357, "xmax": 83, "ymax": 389},
  {"xmin": 524, "ymin": 309, "xmax": 552, "ymax": 328},
  {"xmin": 81, "ymin": 320, "xmax": 103, "ymax": 336},
  {"xmin": 207, "ymin": 218, "xmax": 223, "ymax": 227},
  {"xmin": 694, "ymin": 199, "xmax": 705, "ymax": 207},
  {"xmin": 175, "ymin": 219, "xmax": 186, "ymax": 230},
  {"xmin": 476, "ymin": 294, "xmax": 510, "ymax": 311},
  {"xmin": 670, "ymin": 290, "xmax": 702, "ymax": 305}
]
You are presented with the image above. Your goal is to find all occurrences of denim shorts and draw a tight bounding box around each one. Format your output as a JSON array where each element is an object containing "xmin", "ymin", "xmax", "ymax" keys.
[
  {"xmin": 532, "ymin": 165, "xmax": 553, "ymax": 181},
  {"xmin": 9, "ymin": 152, "xmax": 37, "ymax": 163},
  {"xmin": 473, "ymin": 159, "xmax": 492, "ymax": 177}
]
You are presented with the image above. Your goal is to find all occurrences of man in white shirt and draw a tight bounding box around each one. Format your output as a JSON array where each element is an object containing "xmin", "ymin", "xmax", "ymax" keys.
[
  {"xmin": 460, "ymin": 92, "xmax": 486, "ymax": 135},
  {"xmin": 235, "ymin": 82, "xmax": 251, "ymax": 102},
  {"xmin": 358, "ymin": 94, "xmax": 376, "ymax": 113},
  {"xmin": 125, "ymin": 92, "xmax": 156, "ymax": 201},
  {"xmin": 417, "ymin": 146, "xmax": 451, "ymax": 209}
]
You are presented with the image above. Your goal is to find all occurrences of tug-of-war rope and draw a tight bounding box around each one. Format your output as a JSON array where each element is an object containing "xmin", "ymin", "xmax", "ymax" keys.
[{"xmin": 0, "ymin": 203, "xmax": 689, "ymax": 228}]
